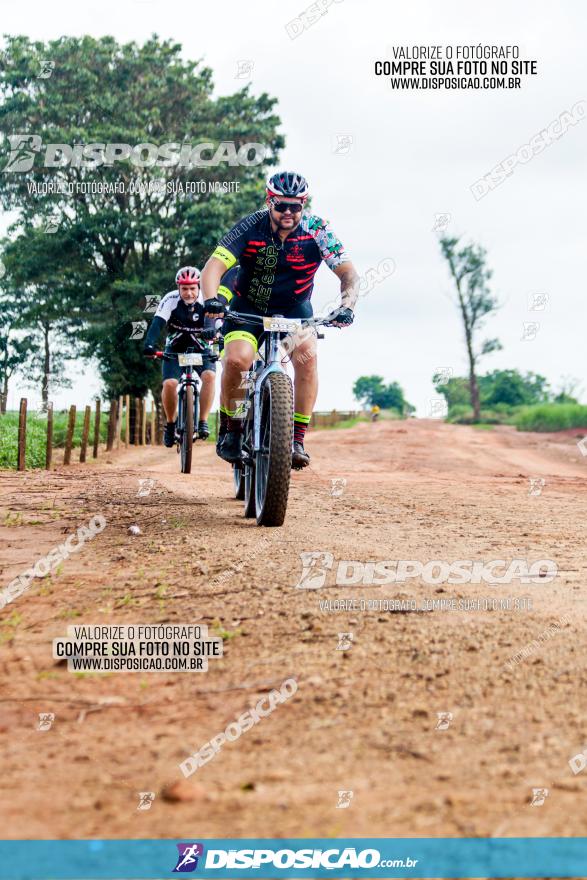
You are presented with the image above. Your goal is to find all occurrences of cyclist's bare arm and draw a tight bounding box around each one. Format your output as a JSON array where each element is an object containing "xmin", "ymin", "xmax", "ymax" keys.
[
  {"xmin": 333, "ymin": 261, "xmax": 360, "ymax": 310},
  {"xmin": 201, "ymin": 256, "xmax": 226, "ymax": 306}
]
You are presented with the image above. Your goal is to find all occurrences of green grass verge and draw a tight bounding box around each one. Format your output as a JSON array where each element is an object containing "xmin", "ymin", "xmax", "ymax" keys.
[
  {"xmin": 513, "ymin": 403, "xmax": 587, "ymax": 433},
  {"xmin": 0, "ymin": 409, "xmax": 113, "ymax": 469},
  {"xmin": 315, "ymin": 415, "xmax": 369, "ymax": 431},
  {"xmin": 447, "ymin": 402, "xmax": 587, "ymax": 432}
]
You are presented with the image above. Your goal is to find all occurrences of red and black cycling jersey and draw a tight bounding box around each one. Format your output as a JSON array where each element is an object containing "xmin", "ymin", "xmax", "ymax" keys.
[{"xmin": 211, "ymin": 209, "xmax": 350, "ymax": 314}]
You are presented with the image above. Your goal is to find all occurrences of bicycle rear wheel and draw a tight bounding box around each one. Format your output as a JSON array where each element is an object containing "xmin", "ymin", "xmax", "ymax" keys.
[
  {"xmin": 180, "ymin": 385, "xmax": 194, "ymax": 474},
  {"xmin": 254, "ymin": 371, "xmax": 293, "ymax": 527},
  {"xmin": 233, "ymin": 463, "xmax": 245, "ymax": 500}
]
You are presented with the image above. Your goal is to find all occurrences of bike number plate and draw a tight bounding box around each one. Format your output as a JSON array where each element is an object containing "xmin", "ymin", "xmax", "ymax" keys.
[
  {"xmin": 177, "ymin": 353, "xmax": 203, "ymax": 366},
  {"xmin": 263, "ymin": 317, "xmax": 302, "ymax": 333}
]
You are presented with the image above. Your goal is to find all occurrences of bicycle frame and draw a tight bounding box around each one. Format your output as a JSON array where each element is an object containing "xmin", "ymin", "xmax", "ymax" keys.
[
  {"xmin": 156, "ymin": 351, "xmax": 200, "ymax": 419},
  {"xmin": 178, "ymin": 361, "xmax": 200, "ymax": 406},
  {"xmin": 154, "ymin": 341, "xmax": 220, "ymax": 440},
  {"xmin": 227, "ymin": 312, "xmax": 331, "ymax": 453}
]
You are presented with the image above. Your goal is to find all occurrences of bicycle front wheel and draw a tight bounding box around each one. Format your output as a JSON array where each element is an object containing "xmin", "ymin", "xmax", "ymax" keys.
[
  {"xmin": 180, "ymin": 385, "xmax": 194, "ymax": 474},
  {"xmin": 254, "ymin": 371, "xmax": 293, "ymax": 527},
  {"xmin": 243, "ymin": 405, "xmax": 256, "ymax": 518}
]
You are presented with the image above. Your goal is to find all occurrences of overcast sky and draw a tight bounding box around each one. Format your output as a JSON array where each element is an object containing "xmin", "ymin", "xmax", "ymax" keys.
[{"xmin": 2, "ymin": 0, "xmax": 586, "ymax": 413}]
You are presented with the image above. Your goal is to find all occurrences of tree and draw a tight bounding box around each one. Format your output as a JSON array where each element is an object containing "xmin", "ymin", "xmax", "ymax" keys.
[
  {"xmin": 353, "ymin": 375, "xmax": 413, "ymax": 414},
  {"xmin": 439, "ymin": 236, "xmax": 501, "ymax": 420},
  {"xmin": 553, "ymin": 376, "xmax": 581, "ymax": 405},
  {"xmin": 0, "ymin": 35, "xmax": 284, "ymax": 400},
  {"xmin": 0, "ymin": 291, "xmax": 28, "ymax": 412},
  {"xmin": 431, "ymin": 374, "xmax": 470, "ymax": 410},
  {"xmin": 433, "ymin": 369, "xmax": 552, "ymax": 415},
  {"xmin": 1, "ymin": 227, "xmax": 84, "ymax": 408},
  {"xmin": 480, "ymin": 370, "xmax": 549, "ymax": 407}
]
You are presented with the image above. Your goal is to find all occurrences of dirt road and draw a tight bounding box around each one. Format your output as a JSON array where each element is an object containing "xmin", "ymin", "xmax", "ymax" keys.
[{"xmin": 1, "ymin": 419, "xmax": 587, "ymax": 839}]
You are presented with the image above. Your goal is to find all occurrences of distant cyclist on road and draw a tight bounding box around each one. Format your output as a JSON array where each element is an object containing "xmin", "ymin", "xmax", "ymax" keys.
[
  {"xmin": 200, "ymin": 171, "xmax": 359, "ymax": 468},
  {"xmin": 143, "ymin": 266, "xmax": 231, "ymax": 448}
]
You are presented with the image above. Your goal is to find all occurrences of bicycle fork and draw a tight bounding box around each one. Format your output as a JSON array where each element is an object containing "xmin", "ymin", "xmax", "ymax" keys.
[{"xmin": 252, "ymin": 332, "xmax": 285, "ymax": 452}]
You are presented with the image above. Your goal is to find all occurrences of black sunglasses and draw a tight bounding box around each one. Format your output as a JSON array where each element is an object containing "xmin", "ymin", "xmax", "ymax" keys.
[{"xmin": 271, "ymin": 200, "xmax": 304, "ymax": 214}]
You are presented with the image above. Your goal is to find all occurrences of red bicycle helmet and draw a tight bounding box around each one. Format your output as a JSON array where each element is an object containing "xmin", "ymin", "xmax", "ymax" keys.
[{"xmin": 175, "ymin": 265, "xmax": 200, "ymax": 285}]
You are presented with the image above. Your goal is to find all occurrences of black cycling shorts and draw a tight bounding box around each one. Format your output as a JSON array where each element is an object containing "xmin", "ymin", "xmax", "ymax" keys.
[{"xmin": 222, "ymin": 296, "xmax": 314, "ymax": 353}]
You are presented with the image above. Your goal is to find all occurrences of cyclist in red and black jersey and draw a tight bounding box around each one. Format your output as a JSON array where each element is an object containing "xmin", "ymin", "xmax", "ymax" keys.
[{"xmin": 201, "ymin": 171, "xmax": 359, "ymax": 468}]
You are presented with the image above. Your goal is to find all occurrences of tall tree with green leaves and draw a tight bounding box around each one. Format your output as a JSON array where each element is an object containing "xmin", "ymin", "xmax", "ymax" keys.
[
  {"xmin": 433, "ymin": 369, "xmax": 550, "ymax": 414},
  {"xmin": 1, "ymin": 226, "xmax": 84, "ymax": 408},
  {"xmin": 0, "ymin": 290, "xmax": 28, "ymax": 412},
  {"xmin": 439, "ymin": 236, "xmax": 501, "ymax": 421},
  {"xmin": 0, "ymin": 34, "xmax": 284, "ymax": 400},
  {"xmin": 353, "ymin": 375, "xmax": 413, "ymax": 414}
]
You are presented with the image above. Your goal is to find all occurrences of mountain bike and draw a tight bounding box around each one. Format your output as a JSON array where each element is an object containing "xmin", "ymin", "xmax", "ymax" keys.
[
  {"xmin": 153, "ymin": 342, "xmax": 219, "ymax": 474},
  {"xmin": 228, "ymin": 312, "xmax": 335, "ymax": 527}
]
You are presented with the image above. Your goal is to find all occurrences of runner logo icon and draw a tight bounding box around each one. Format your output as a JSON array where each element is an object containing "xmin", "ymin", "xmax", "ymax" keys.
[{"xmin": 173, "ymin": 843, "xmax": 204, "ymax": 872}]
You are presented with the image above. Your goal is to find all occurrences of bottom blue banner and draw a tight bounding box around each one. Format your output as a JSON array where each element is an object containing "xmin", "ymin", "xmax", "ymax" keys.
[{"xmin": 0, "ymin": 838, "xmax": 586, "ymax": 879}]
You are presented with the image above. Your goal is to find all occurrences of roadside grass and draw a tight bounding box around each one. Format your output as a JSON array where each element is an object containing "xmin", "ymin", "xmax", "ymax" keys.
[
  {"xmin": 0, "ymin": 409, "xmax": 113, "ymax": 469},
  {"xmin": 447, "ymin": 402, "xmax": 587, "ymax": 433},
  {"xmin": 513, "ymin": 403, "xmax": 587, "ymax": 433},
  {"xmin": 315, "ymin": 415, "xmax": 369, "ymax": 431},
  {"xmin": 0, "ymin": 405, "xmax": 220, "ymax": 467},
  {"xmin": 446, "ymin": 404, "xmax": 514, "ymax": 425}
]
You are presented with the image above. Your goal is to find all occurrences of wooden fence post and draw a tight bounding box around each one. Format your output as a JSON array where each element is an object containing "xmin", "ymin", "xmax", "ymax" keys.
[
  {"xmin": 116, "ymin": 395, "xmax": 123, "ymax": 449},
  {"xmin": 79, "ymin": 405, "xmax": 91, "ymax": 462},
  {"xmin": 124, "ymin": 395, "xmax": 130, "ymax": 447},
  {"xmin": 156, "ymin": 399, "xmax": 164, "ymax": 445},
  {"xmin": 106, "ymin": 399, "xmax": 117, "ymax": 451},
  {"xmin": 45, "ymin": 402, "xmax": 53, "ymax": 470},
  {"xmin": 151, "ymin": 398, "xmax": 157, "ymax": 446},
  {"xmin": 63, "ymin": 405, "xmax": 76, "ymax": 465},
  {"xmin": 133, "ymin": 397, "xmax": 140, "ymax": 446},
  {"xmin": 17, "ymin": 398, "xmax": 27, "ymax": 471},
  {"xmin": 140, "ymin": 397, "xmax": 146, "ymax": 445},
  {"xmin": 92, "ymin": 399, "xmax": 101, "ymax": 458}
]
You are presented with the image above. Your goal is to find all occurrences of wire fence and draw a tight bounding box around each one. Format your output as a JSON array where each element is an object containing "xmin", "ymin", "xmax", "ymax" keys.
[
  {"xmin": 0, "ymin": 400, "xmax": 363, "ymax": 470},
  {"xmin": 0, "ymin": 396, "xmax": 163, "ymax": 470}
]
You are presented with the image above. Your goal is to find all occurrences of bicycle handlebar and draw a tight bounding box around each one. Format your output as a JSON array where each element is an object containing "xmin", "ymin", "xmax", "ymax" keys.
[
  {"xmin": 152, "ymin": 350, "xmax": 220, "ymax": 361},
  {"xmin": 227, "ymin": 311, "xmax": 338, "ymax": 329}
]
